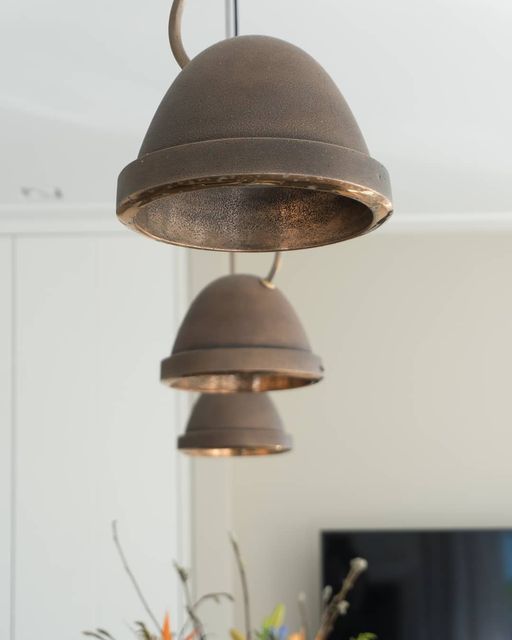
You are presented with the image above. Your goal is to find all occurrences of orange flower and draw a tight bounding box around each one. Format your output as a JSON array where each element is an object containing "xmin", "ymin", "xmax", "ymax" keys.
[{"xmin": 162, "ymin": 613, "xmax": 172, "ymax": 640}]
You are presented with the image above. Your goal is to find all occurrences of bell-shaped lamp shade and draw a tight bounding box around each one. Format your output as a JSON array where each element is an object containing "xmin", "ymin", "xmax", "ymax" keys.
[
  {"xmin": 178, "ymin": 393, "xmax": 292, "ymax": 456},
  {"xmin": 117, "ymin": 36, "xmax": 392, "ymax": 252},
  {"xmin": 161, "ymin": 274, "xmax": 323, "ymax": 393}
]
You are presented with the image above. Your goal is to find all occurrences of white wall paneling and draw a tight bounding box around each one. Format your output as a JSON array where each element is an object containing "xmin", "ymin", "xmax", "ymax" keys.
[
  {"xmin": 0, "ymin": 207, "xmax": 189, "ymax": 640},
  {"xmin": 0, "ymin": 238, "xmax": 13, "ymax": 639},
  {"xmin": 0, "ymin": 0, "xmax": 227, "ymax": 634}
]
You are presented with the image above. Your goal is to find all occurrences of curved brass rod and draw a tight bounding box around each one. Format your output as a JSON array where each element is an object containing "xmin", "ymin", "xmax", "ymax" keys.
[
  {"xmin": 261, "ymin": 252, "xmax": 282, "ymax": 289},
  {"xmin": 169, "ymin": 0, "xmax": 190, "ymax": 68}
]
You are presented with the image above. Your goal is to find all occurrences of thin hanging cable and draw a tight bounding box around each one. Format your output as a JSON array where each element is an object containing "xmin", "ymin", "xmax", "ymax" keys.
[
  {"xmin": 227, "ymin": 0, "xmax": 238, "ymax": 276},
  {"xmin": 234, "ymin": 0, "xmax": 239, "ymax": 36},
  {"xmin": 169, "ymin": 0, "xmax": 190, "ymax": 68}
]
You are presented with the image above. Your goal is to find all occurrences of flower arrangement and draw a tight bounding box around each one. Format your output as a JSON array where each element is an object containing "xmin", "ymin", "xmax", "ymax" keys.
[{"xmin": 84, "ymin": 523, "xmax": 374, "ymax": 640}]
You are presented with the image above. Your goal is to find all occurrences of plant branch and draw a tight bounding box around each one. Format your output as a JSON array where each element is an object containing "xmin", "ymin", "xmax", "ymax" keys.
[
  {"xmin": 111, "ymin": 521, "xmax": 162, "ymax": 635},
  {"xmin": 321, "ymin": 586, "xmax": 332, "ymax": 611},
  {"xmin": 315, "ymin": 558, "xmax": 368, "ymax": 640},
  {"xmin": 297, "ymin": 592, "xmax": 310, "ymax": 640},
  {"xmin": 229, "ymin": 532, "xmax": 252, "ymax": 640},
  {"xmin": 176, "ymin": 591, "xmax": 234, "ymax": 640},
  {"xmin": 194, "ymin": 591, "xmax": 234, "ymax": 609},
  {"xmin": 174, "ymin": 562, "xmax": 207, "ymax": 640}
]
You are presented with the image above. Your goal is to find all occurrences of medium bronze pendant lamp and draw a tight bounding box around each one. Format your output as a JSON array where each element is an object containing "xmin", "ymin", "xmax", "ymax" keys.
[
  {"xmin": 178, "ymin": 393, "xmax": 292, "ymax": 456},
  {"xmin": 161, "ymin": 253, "xmax": 323, "ymax": 393},
  {"xmin": 116, "ymin": 0, "xmax": 392, "ymax": 252}
]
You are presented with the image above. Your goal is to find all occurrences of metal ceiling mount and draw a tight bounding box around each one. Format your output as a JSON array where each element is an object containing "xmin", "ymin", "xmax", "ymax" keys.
[
  {"xmin": 116, "ymin": 0, "xmax": 393, "ymax": 252},
  {"xmin": 161, "ymin": 259, "xmax": 323, "ymax": 393},
  {"xmin": 178, "ymin": 393, "xmax": 292, "ymax": 456}
]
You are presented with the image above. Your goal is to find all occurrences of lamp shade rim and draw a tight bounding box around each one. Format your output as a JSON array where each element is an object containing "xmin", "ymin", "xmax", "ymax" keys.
[
  {"xmin": 177, "ymin": 428, "xmax": 292, "ymax": 455},
  {"xmin": 161, "ymin": 346, "xmax": 324, "ymax": 392},
  {"xmin": 117, "ymin": 137, "xmax": 392, "ymax": 252}
]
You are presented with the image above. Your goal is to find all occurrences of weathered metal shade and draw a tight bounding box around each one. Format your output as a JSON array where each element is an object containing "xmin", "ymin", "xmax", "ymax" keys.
[
  {"xmin": 117, "ymin": 35, "xmax": 392, "ymax": 252},
  {"xmin": 178, "ymin": 393, "xmax": 292, "ymax": 456},
  {"xmin": 161, "ymin": 273, "xmax": 323, "ymax": 392}
]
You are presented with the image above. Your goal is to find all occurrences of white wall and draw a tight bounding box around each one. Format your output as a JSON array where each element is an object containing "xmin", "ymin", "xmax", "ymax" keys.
[{"xmin": 190, "ymin": 221, "xmax": 512, "ymax": 635}]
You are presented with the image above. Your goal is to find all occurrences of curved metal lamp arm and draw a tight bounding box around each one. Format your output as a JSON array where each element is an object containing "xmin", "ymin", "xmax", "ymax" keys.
[
  {"xmin": 229, "ymin": 252, "xmax": 283, "ymax": 288},
  {"xmin": 169, "ymin": 0, "xmax": 190, "ymax": 68},
  {"xmin": 261, "ymin": 252, "xmax": 282, "ymax": 289}
]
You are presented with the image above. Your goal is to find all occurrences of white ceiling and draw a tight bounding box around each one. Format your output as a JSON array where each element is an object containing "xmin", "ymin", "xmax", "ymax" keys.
[
  {"xmin": 1, "ymin": 0, "xmax": 511, "ymax": 213},
  {"xmin": 0, "ymin": 0, "xmax": 225, "ymax": 204},
  {"xmin": 241, "ymin": 0, "xmax": 512, "ymax": 214}
]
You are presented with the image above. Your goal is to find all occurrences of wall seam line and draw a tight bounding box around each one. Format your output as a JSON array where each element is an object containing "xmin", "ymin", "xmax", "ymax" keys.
[{"xmin": 9, "ymin": 235, "xmax": 17, "ymax": 640}]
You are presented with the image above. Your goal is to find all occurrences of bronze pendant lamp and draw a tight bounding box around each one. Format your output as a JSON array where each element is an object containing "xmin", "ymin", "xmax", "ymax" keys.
[
  {"xmin": 178, "ymin": 393, "xmax": 292, "ymax": 456},
  {"xmin": 116, "ymin": 0, "xmax": 393, "ymax": 252},
  {"xmin": 161, "ymin": 253, "xmax": 323, "ymax": 393}
]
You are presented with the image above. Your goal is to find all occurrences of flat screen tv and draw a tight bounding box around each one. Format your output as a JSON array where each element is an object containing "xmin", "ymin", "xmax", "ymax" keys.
[{"xmin": 322, "ymin": 529, "xmax": 512, "ymax": 640}]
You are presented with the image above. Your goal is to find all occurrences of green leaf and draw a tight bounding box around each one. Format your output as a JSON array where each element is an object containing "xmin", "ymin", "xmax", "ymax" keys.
[{"xmin": 263, "ymin": 604, "xmax": 286, "ymax": 630}]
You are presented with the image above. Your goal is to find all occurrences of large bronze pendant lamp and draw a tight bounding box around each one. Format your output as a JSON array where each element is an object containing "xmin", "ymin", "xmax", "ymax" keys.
[
  {"xmin": 116, "ymin": 0, "xmax": 392, "ymax": 251},
  {"xmin": 161, "ymin": 253, "xmax": 323, "ymax": 393},
  {"xmin": 178, "ymin": 393, "xmax": 292, "ymax": 456}
]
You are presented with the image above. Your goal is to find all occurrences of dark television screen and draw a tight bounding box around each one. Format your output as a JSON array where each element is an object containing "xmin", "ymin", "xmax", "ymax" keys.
[{"xmin": 322, "ymin": 529, "xmax": 512, "ymax": 640}]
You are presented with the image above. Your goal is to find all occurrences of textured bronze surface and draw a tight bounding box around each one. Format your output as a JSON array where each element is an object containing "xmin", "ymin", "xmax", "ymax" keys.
[
  {"xmin": 178, "ymin": 393, "xmax": 292, "ymax": 456},
  {"xmin": 161, "ymin": 274, "xmax": 323, "ymax": 392},
  {"xmin": 117, "ymin": 35, "xmax": 392, "ymax": 251}
]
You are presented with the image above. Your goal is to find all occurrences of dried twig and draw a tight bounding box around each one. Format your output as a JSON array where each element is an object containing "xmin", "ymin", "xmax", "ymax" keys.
[
  {"xmin": 111, "ymin": 521, "xmax": 162, "ymax": 635},
  {"xmin": 315, "ymin": 558, "xmax": 368, "ymax": 640},
  {"xmin": 174, "ymin": 562, "xmax": 206, "ymax": 640},
  {"xmin": 83, "ymin": 632, "xmax": 119, "ymax": 640},
  {"xmin": 229, "ymin": 532, "xmax": 252, "ymax": 640},
  {"xmin": 321, "ymin": 586, "xmax": 332, "ymax": 610},
  {"xmin": 176, "ymin": 591, "xmax": 233, "ymax": 640},
  {"xmin": 194, "ymin": 591, "xmax": 234, "ymax": 609},
  {"xmin": 134, "ymin": 621, "xmax": 158, "ymax": 640}
]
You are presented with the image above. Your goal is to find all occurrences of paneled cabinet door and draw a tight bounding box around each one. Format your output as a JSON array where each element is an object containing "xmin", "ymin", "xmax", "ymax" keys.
[{"xmin": 13, "ymin": 234, "xmax": 187, "ymax": 640}]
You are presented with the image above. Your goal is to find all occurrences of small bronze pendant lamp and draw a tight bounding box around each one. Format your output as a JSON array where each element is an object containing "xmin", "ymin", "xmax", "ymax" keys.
[
  {"xmin": 178, "ymin": 393, "xmax": 292, "ymax": 456},
  {"xmin": 117, "ymin": 0, "xmax": 392, "ymax": 252},
  {"xmin": 161, "ymin": 254, "xmax": 323, "ymax": 393}
]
